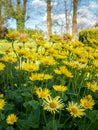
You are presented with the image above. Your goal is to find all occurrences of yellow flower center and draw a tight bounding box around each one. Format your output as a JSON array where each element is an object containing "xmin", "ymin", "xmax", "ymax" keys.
[
  {"xmin": 71, "ymin": 107, "xmax": 78, "ymax": 114},
  {"xmin": 49, "ymin": 102, "xmax": 57, "ymax": 108},
  {"xmin": 41, "ymin": 92, "xmax": 47, "ymax": 98},
  {"xmin": 84, "ymin": 102, "xmax": 89, "ymax": 107}
]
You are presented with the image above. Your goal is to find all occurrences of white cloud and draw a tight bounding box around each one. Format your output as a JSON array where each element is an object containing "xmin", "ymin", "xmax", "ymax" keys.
[
  {"xmin": 88, "ymin": 1, "xmax": 98, "ymax": 8},
  {"xmin": 32, "ymin": 0, "xmax": 57, "ymax": 7},
  {"xmin": 43, "ymin": 13, "xmax": 66, "ymax": 22},
  {"xmin": 32, "ymin": 0, "xmax": 46, "ymax": 7},
  {"xmin": 77, "ymin": 1, "xmax": 98, "ymax": 28}
]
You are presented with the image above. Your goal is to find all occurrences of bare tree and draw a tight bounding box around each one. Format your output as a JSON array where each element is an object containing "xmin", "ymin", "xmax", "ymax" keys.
[
  {"xmin": 72, "ymin": 0, "xmax": 78, "ymax": 39},
  {"xmin": 47, "ymin": 0, "xmax": 52, "ymax": 39}
]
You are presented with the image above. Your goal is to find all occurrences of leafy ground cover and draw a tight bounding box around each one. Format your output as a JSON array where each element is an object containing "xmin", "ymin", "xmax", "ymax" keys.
[{"xmin": 0, "ymin": 34, "xmax": 98, "ymax": 130}]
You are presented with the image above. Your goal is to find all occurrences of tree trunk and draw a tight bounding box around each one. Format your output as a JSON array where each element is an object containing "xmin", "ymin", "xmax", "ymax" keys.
[
  {"xmin": 0, "ymin": 0, "xmax": 3, "ymax": 28},
  {"xmin": 72, "ymin": 0, "xmax": 78, "ymax": 39},
  {"xmin": 47, "ymin": 0, "xmax": 52, "ymax": 39},
  {"xmin": 64, "ymin": 0, "xmax": 69, "ymax": 34}
]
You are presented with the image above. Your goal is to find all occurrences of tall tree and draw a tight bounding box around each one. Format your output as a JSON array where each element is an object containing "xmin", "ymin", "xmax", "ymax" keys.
[
  {"xmin": 47, "ymin": 0, "xmax": 52, "ymax": 39},
  {"xmin": 72, "ymin": 0, "xmax": 78, "ymax": 39},
  {"xmin": 4, "ymin": 0, "xmax": 27, "ymax": 31}
]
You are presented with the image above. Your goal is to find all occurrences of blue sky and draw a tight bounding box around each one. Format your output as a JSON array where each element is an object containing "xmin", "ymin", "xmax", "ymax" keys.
[{"xmin": 7, "ymin": 0, "xmax": 98, "ymax": 34}]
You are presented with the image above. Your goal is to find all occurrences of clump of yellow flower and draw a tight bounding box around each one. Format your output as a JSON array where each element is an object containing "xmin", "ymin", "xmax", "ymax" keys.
[
  {"xmin": 66, "ymin": 101, "xmax": 85, "ymax": 118},
  {"xmin": 43, "ymin": 96, "xmax": 65, "ymax": 114},
  {"xmin": 0, "ymin": 62, "xmax": 5, "ymax": 71},
  {"xmin": 6, "ymin": 114, "xmax": 18, "ymax": 125},
  {"xmin": 80, "ymin": 95, "xmax": 95, "ymax": 110},
  {"xmin": 53, "ymin": 85, "xmax": 68, "ymax": 92},
  {"xmin": 29, "ymin": 73, "xmax": 53, "ymax": 81},
  {"xmin": 63, "ymin": 61, "xmax": 86, "ymax": 69},
  {"xmin": 36, "ymin": 87, "xmax": 50, "ymax": 99},
  {"xmin": 0, "ymin": 99, "xmax": 6, "ymax": 110},
  {"xmin": 54, "ymin": 66, "xmax": 73, "ymax": 78},
  {"xmin": 86, "ymin": 81, "xmax": 98, "ymax": 92}
]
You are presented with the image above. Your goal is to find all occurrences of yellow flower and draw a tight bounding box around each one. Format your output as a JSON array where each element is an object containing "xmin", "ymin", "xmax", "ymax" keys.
[
  {"xmin": 22, "ymin": 63, "xmax": 39, "ymax": 72},
  {"xmin": 25, "ymin": 52, "xmax": 36, "ymax": 61},
  {"xmin": 43, "ymin": 96, "xmax": 65, "ymax": 114},
  {"xmin": 36, "ymin": 87, "xmax": 50, "ymax": 99},
  {"xmin": 6, "ymin": 31, "xmax": 19, "ymax": 41},
  {"xmin": 40, "ymin": 57, "xmax": 56, "ymax": 65},
  {"xmin": 16, "ymin": 48, "xmax": 27, "ymax": 57},
  {"xmin": 54, "ymin": 66, "xmax": 73, "ymax": 78},
  {"xmin": 0, "ymin": 93, "xmax": 4, "ymax": 98},
  {"xmin": 0, "ymin": 62, "xmax": 5, "ymax": 71},
  {"xmin": 66, "ymin": 101, "xmax": 85, "ymax": 118},
  {"xmin": 54, "ymin": 69, "xmax": 62, "ymax": 74},
  {"xmin": 60, "ymin": 66, "xmax": 73, "ymax": 78},
  {"xmin": 86, "ymin": 82, "xmax": 98, "ymax": 92},
  {"xmin": 0, "ymin": 99, "xmax": 6, "ymax": 110},
  {"xmin": 93, "ymin": 60, "xmax": 98, "ymax": 68},
  {"xmin": 53, "ymin": 85, "xmax": 68, "ymax": 92},
  {"xmin": 2, "ymin": 56, "xmax": 16, "ymax": 63},
  {"xmin": 80, "ymin": 95, "xmax": 95, "ymax": 110},
  {"xmin": 29, "ymin": 73, "xmax": 39, "ymax": 81},
  {"xmin": 6, "ymin": 114, "xmax": 18, "ymax": 125},
  {"xmin": 44, "ymin": 74, "xmax": 53, "ymax": 80}
]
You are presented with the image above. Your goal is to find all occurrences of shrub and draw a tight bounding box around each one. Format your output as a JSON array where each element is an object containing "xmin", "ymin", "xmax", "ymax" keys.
[{"xmin": 79, "ymin": 28, "xmax": 98, "ymax": 45}]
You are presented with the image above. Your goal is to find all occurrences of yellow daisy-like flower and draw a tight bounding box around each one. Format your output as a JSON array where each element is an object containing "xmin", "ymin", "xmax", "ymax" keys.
[
  {"xmin": 0, "ymin": 62, "xmax": 5, "ymax": 71},
  {"xmin": 0, "ymin": 99, "xmax": 6, "ymax": 110},
  {"xmin": 80, "ymin": 95, "xmax": 95, "ymax": 110},
  {"xmin": 53, "ymin": 85, "xmax": 68, "ymax": 92},
  {"xmin": 16, "ymin": 48, "xmax": 27, "ymax": 57},
  {"xmin": 2, "ymin": 56, "xmax": 16, "ymax": 63},
  {"xmin": 6, "ymin": 114, "xmax": 18, "ymax": 125},
  {"xmin": 40, "ymin": 57, "xmax": 56, "ymax": 65},
  {"xmin": 36, "ymin": 87, "xmax": 50, "ymax": 99},
  {"xmin": 43, "ymin": 96, "xmax": 65, "ymax": 114},
  {"xmin": 22, "ymin": 63, "xmax": 39, "ymax": 72},
  {"xmin": 66, "ymin": 101, "xmax": 85, "ymax": 118},
  {"xmin": 93, "ymin": 60, "xmax": 98, "ymax": 68},
  {"xmin": 86, "ymin": 82, "xmax": 98, "ymax": 92},
  {"xmin": 54, "ymin": 66, "xmax": 73, "ymax": 78}
]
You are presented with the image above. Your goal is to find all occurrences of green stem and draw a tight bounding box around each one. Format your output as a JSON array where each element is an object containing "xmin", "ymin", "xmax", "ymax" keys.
[
  {"xmin": 43, "ymin": 110, "xmax": 47, "ymax": 124},
  {"xmin": 52, "ymin": 114, "xmax": 55, "ymax": 130}
]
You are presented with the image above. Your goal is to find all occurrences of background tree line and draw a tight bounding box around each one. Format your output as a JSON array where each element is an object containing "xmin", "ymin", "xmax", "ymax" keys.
[{"xmin": 0, "ymin": 0, "xmax": 97, "ymax": 39}]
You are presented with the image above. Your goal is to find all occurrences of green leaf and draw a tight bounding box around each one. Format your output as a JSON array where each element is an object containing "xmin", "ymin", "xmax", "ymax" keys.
[
  {"xmin": 23, "ymin": 100, "xmax": 39, "ymax": 109},
  {"xmin": 0, "ymin": 113, "xmax": 5, "ymax": 121},
  {"xmin": 86, "ymin": 110, "xmax": 98, "ymax": 121},
  {"xmin": 6, "ymin": 126, "xmax": 14, "ymax": 130},
  {"xmin": 45, "ymin": 120, "xmax": 58, "ymax": 130}
]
